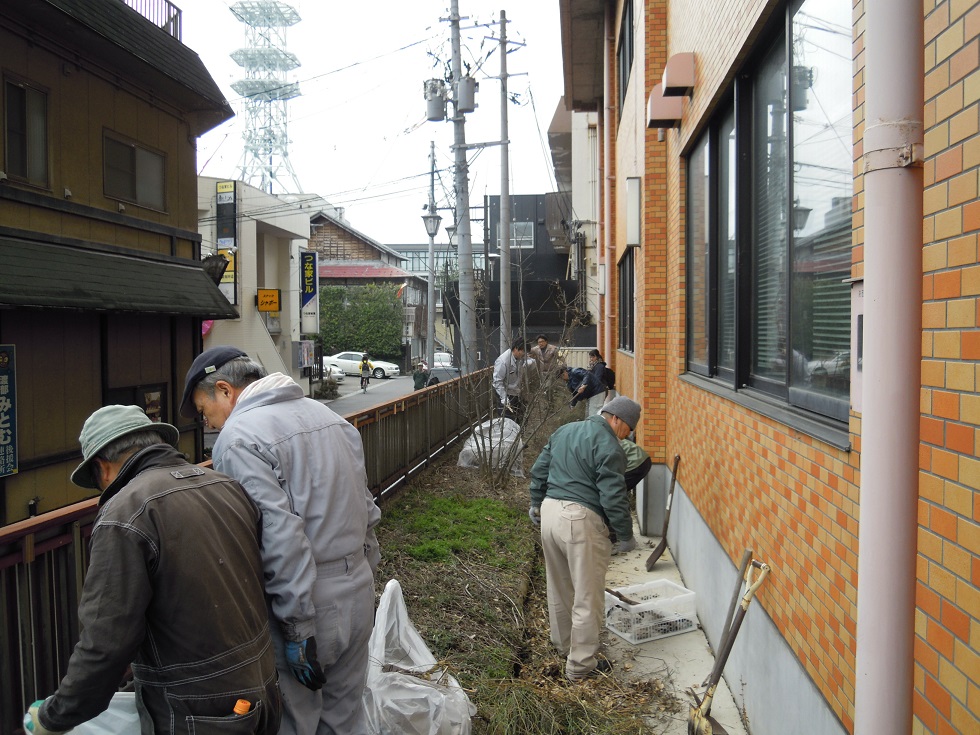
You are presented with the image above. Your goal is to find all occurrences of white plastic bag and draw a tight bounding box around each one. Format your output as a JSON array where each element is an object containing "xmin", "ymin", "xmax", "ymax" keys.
[
  {"xmin": 363, "ymin": 580, "xmax": 476, "ymax": 735},
  {"xmin": 457, "ymin": 417, "xmax": 525, "ymax": 477},
  {"xmin": 71, "ymin": 693, "xmax": 140, "ymax": 735}
]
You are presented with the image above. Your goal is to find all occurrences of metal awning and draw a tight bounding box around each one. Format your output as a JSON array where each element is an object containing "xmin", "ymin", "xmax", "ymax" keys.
[{"xmin": 0, "ymin": 238, "xmax": 238, "ymax": 318}]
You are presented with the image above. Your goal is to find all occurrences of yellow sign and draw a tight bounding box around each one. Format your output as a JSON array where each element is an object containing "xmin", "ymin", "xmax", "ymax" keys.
[
  {"xmin": 257, "ymin": 289, "xmax": 281, "ymax": 312},
  {"xmin": 216, "ymin": 181, "xmax": 235, "ymax": 193}
]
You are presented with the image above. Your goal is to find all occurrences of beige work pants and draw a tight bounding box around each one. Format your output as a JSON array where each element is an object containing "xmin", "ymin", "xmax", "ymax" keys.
[{"xmin": 540, "ymin": 497, "xmax": 612, "ymax": 680}]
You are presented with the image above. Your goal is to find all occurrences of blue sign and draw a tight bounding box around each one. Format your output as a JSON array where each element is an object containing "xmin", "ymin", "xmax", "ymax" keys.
[
  {"xmin": 300, "ymin": 251, "xmax": 318, "ymax": 307},
  {"xmin": 0, "ymin": 344, "xmax": 17, "ymax": 477}
]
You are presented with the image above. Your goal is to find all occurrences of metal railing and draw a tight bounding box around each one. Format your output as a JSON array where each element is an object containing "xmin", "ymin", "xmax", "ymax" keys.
[
  {"xmin": 121, "ymin": 0, "xmax": 182, "ymax": 40},
  {"xmin": 0, "ymin": 370, "xmax": 490, "ymax": 731}
]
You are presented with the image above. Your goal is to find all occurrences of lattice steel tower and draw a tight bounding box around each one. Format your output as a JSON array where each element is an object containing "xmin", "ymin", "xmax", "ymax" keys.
[{"xmin": 230, "ymin": 0, "xmax": 303, "ymax": 194}]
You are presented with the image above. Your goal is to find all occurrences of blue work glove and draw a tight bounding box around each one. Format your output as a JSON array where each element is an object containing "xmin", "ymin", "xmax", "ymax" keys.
[
  {"xmin": 24, "ymin": 700, "xmax": 64, "ymax": 735},
  {"xmin": 285, "ymin": 637, "xmax": 327, "ymax": 691},
  {"xmin": 613, "ymin": 537, "xmax": 637, "ymax": 555},
  {"xmin": 528, "ymin": 505, "xmax": 541, "ymax": 527}
]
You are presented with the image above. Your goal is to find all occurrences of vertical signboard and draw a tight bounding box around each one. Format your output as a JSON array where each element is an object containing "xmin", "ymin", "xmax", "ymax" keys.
[
  {"xmin": 0, "ymin": 345, "xmax": 17, "ymax": 477},
  {"xmin": 216, "ymin": 181, "xmax": 238, "ymax": 304},
  {"xmin": 300, "ymin": 250, "xmax": 319, "ymax": 335}
]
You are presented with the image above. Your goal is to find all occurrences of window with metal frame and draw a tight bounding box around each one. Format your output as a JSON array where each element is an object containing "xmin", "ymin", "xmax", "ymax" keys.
[
  {"xmin": 104, "ymin": 134, "xmax": 166, "ymax": 211},
  {"xmin": 616, "ymin": 0, "xmax": 634, "ymax": 115},
  {"xmin": 4, "ymin": 78, "xmax": 48, "ymax": 187},
  {"xmin": 497, "ymin": 221, "xmax": 535, "ymax": 249},
  {"xmin": 618, "ymin": 247, "xmax": 635, "ymax": 352},
  {"xmin": 684, "ymin": 0, "xmax": 852, "ymax": 422}
]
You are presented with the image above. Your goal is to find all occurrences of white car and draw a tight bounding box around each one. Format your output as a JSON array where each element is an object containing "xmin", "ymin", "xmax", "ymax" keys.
[
  {"xmin": 326, "ymin": 351, "xmax": 401, "ymax": 379},
  {"xmin": 321, "ymin": 358, "xmax": 345, "ymax": 382},
  {"xmin": 433, "ymin": 351, "xmax": 454, "ymax": 367}
]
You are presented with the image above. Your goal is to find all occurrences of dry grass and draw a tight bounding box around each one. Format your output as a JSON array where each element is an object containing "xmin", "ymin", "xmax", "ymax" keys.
[{"xmin": 373, "ymin": 391, "xmax": 682, "ymax": 734}]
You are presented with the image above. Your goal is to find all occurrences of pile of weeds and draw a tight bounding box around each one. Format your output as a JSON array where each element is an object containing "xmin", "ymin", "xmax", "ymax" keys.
[{"xmin": 373, "ymin": 393, "xmax": 680, "ymax": 734}]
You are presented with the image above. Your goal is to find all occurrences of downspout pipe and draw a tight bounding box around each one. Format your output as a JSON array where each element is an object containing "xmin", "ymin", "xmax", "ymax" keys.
[
  {"xmin": 853, "ymin": 0, "xmax": 923, "ymax": 732},
  {"xmin": 602, "ymin": 11, "xmax": 615, "ymax": 361}
]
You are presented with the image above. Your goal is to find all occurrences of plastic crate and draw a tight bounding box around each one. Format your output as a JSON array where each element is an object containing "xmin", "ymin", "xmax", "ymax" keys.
[{"xmin": 604, "ymin": 579, "xmax": 698, "ymax": 644}]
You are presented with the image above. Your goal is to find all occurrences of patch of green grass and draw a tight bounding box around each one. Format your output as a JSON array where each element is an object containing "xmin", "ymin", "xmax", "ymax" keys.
[{"xmin": 386, "ymin": 495, "xmax": 522, "ymax": 563}]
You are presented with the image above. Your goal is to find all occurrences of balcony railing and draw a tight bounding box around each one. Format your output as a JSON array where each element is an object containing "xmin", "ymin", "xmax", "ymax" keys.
[
  {"xmin": 1, "ymin": 370, "xmax": 490, "ymax": 731},
  {"xmin": 121, "ymin": 0, "xmax": 182, "ymax": 41}
]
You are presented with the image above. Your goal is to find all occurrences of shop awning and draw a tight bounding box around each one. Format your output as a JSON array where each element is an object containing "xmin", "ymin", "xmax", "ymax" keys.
[{"xmin": 0, "ymin": 238, "xmax": 238, "ymax": 318}]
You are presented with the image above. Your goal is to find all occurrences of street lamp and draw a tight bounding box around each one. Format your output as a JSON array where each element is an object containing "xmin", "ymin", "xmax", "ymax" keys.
[{"xmin": 422, "ymin": 210, "xmax": 442, "ymax": 369}]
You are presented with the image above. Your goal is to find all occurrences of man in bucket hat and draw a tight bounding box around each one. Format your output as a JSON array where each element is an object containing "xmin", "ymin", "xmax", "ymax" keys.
[
  {"xmin": 528, "ymin": 396, "xmax": 641, "ymax": 682},
  {"xmin": 24, "ymin": 405, "xmax": 280, "ymax": 735},
  {"xmin": 181, "ymin": 347, "xmax": 381, "ymax": 735}
]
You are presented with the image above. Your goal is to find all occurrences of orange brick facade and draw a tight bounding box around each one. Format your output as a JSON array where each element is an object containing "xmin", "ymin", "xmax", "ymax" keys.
[
  {"xmin": 919, "ymin": 2, "xmax": 980, "ymax": 733},
  {"xmin": 585, "ymin": 0, "xmax": 979, "ymax": 732}
]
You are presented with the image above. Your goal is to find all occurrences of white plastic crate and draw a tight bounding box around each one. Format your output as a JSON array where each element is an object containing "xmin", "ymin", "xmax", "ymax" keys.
[{"xmin": 604, "ymin": 579, "xmax": 698, "ymax": 644}]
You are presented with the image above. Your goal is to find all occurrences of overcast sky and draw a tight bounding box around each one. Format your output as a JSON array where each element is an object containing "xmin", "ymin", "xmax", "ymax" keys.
[{"xmin": 181, "ymin": 0, "xmax": 565, "ymax": 246}]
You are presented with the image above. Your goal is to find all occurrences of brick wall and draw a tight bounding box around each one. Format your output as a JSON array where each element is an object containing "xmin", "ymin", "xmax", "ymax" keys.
[
  {"xmin": 918, "ymin": 1, "xmax": 980, "ymax": 733},
  {"xmin": 655, "ymin": 0, "xmax": 861, "ymax": 729},
  {"xmin": 635, "ymin": 0, "xmax": 669, "ymax": 462}
]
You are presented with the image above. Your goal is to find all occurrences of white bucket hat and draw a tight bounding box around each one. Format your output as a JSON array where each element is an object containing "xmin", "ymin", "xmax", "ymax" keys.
[{"xmin": 71, "ymin": 405, "xmax": 179, "ymax": 489}]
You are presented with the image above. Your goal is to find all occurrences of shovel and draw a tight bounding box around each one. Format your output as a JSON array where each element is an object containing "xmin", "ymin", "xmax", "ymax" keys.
[
  {"xmin": 688, "ymin": 557, "xmax": 770, "ymax": 735},
  {"xmin": 645, "ymin": 454, "xmax": 681, "ymax": 570}
]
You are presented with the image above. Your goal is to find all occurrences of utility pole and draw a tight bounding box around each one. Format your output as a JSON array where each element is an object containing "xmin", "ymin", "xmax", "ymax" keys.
[
  {"xmin": 498, "ymin": 10, "xmax": 512, "ymax": 354},
  {"xmin": 423, "ymin": 141, "xmax": 441, "ymax": 369},
  {"xmin": 450, "ymin": 0, "xmax": 477, "ymax": 373}
]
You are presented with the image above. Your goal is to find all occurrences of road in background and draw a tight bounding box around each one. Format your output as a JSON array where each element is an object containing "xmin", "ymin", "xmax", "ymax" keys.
[{"xmin": 319, "ymin": 375, "xmax": 417, "ymax": 415}]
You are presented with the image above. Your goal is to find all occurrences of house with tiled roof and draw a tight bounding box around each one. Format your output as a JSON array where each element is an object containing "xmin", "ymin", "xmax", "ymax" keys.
[
  {"xmin": 0, "ymin": 0, "xmax": 234, "ymax": 527},
  {"xmin": 309, "ymin": 211, "xmax": 427, "ymax": 363}
]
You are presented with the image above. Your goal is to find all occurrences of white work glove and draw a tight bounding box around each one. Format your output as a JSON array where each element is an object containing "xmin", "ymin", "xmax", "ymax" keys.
[
  {"xmin": 613, "ymin": 537, "xmax": 637, "ymax": 555},
  {"xmin": 528, "ymin": 505, "xmax": 541, "ymax": 527},
  {"xmin": 24, "ymin": 700, "xmax": 66, "ymax": 735}
]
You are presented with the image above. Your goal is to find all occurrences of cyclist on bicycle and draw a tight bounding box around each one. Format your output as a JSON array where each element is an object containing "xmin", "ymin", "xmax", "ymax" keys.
[{"xmin": 359, "ymin": 354, "xmax": 373, "ymax": 393}]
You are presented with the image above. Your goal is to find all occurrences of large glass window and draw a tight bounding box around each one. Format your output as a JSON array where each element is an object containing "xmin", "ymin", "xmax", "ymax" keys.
[
  {"xmin": 618, "ymin": 247, "xmax": 635, "ymax": 352},
  {"xmin": 617, "ymin": 0, "xmax": 634, "ymax": 113},
  {"xmin": 685, "ymin": 0, "xmax": 851, "ymax": 422},
  {"xmin": 688, "ymin": 136, "xmax": 710, "ymax": 374},
  {"xmin": 104, "ymin": 134, "xmax": 166, "ymax": 211},
  {"xmin": 4, "ymin": 78, "xmax": 48, "ymax": 187}
]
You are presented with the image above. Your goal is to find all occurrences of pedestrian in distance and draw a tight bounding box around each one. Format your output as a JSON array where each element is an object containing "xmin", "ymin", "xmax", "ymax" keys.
[
  {"xmin": 527, "ymin": 396, "xmax": 641, "ymax": 682},
  {"xmin": 492, "ymin": 339, "xmax": 528, "ymax": 423},
  {"xmin": 24, "ymin": 405, "xmax": 280, "ymax": 735},
  {"xmin": 359, "ymin": 354, "xmax": 373, "ymax": 393},
  {"xmin": 587, "ymin": 349, "xmax": 615, "ymax": 397},
  {"xmin": 181, "ymin": 347, "xmax": 382, "ymax": 735},
  {"xmin": 530, "ymin": 334, "xmax": 560, "ymax": 374},
  {"xmin": 561, "ymin": 366, "xmax": 606, "ymax": 408},
  {"xmin": 413, "ymin": 361, "xmax": 430, "ymax": 391}
]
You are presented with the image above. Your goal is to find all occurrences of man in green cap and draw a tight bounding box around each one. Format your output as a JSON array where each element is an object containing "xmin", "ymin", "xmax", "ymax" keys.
[{"xmin": 24, "ymin": 405, "xmax": 280, "ymax": 735}]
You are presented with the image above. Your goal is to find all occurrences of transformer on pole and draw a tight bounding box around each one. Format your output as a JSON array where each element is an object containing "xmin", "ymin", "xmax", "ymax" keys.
[{"xmin": 229, "ymin": 0, "xmax": 303, "ymax": 194}]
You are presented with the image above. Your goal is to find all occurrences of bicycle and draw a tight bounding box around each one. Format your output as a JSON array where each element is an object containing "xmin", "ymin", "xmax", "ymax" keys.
[{"xmin": 360, "ymin": 375, "xmax": 369, "ymax": 393}]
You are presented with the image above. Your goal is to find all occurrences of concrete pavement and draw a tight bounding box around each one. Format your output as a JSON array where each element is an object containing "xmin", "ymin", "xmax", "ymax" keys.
[{"xmin": 604, "ymin": 527, "xmax": 748, "ymax": 734}]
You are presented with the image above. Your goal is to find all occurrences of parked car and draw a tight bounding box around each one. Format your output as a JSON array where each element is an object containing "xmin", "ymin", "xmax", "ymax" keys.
[
  {"xmin": 326, "ymin": 351, "xmax": 401, "ymax": 379},
  {"xmin": 806, "ymin": 350, "xmax": 850, "ymax": 390},
  {"xmin": 321, "ymin": 358, "xmax": 345, "ymax": 382},
  {"xmin": 426, "ymin": 366, "xmax": 461, "ymax": 385},
  {"xmin": 433, "ymin": 351, "xmax": 454, "ymax": 367}
]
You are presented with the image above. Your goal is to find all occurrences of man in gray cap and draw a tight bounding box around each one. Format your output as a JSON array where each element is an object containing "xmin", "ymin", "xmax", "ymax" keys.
[
  {"xmin": 181, "ymin": 347, "xmax": 381, "ymax": 735},
  {"xmin": 528, "ymin": 395, "xmax": 641, "ymax": 682},
  {"xmin": 24, "ymin": 405, "xmax": 280, "ymax": 735}
]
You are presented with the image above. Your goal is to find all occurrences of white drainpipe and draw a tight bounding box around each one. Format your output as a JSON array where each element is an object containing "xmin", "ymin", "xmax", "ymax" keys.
[
  {"xmin": 853, "ymin": 0, "xmax": 923, "ymax": 732},
  {"xmin": 603, "ymin": 3, "xmax": 615, "ymax": 362}
]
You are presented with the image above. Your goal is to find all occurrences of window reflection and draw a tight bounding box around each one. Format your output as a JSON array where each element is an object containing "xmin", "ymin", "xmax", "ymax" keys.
[{"xmin": 791, "ymin": 0, "xmax": 852, "ymax": 402}]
